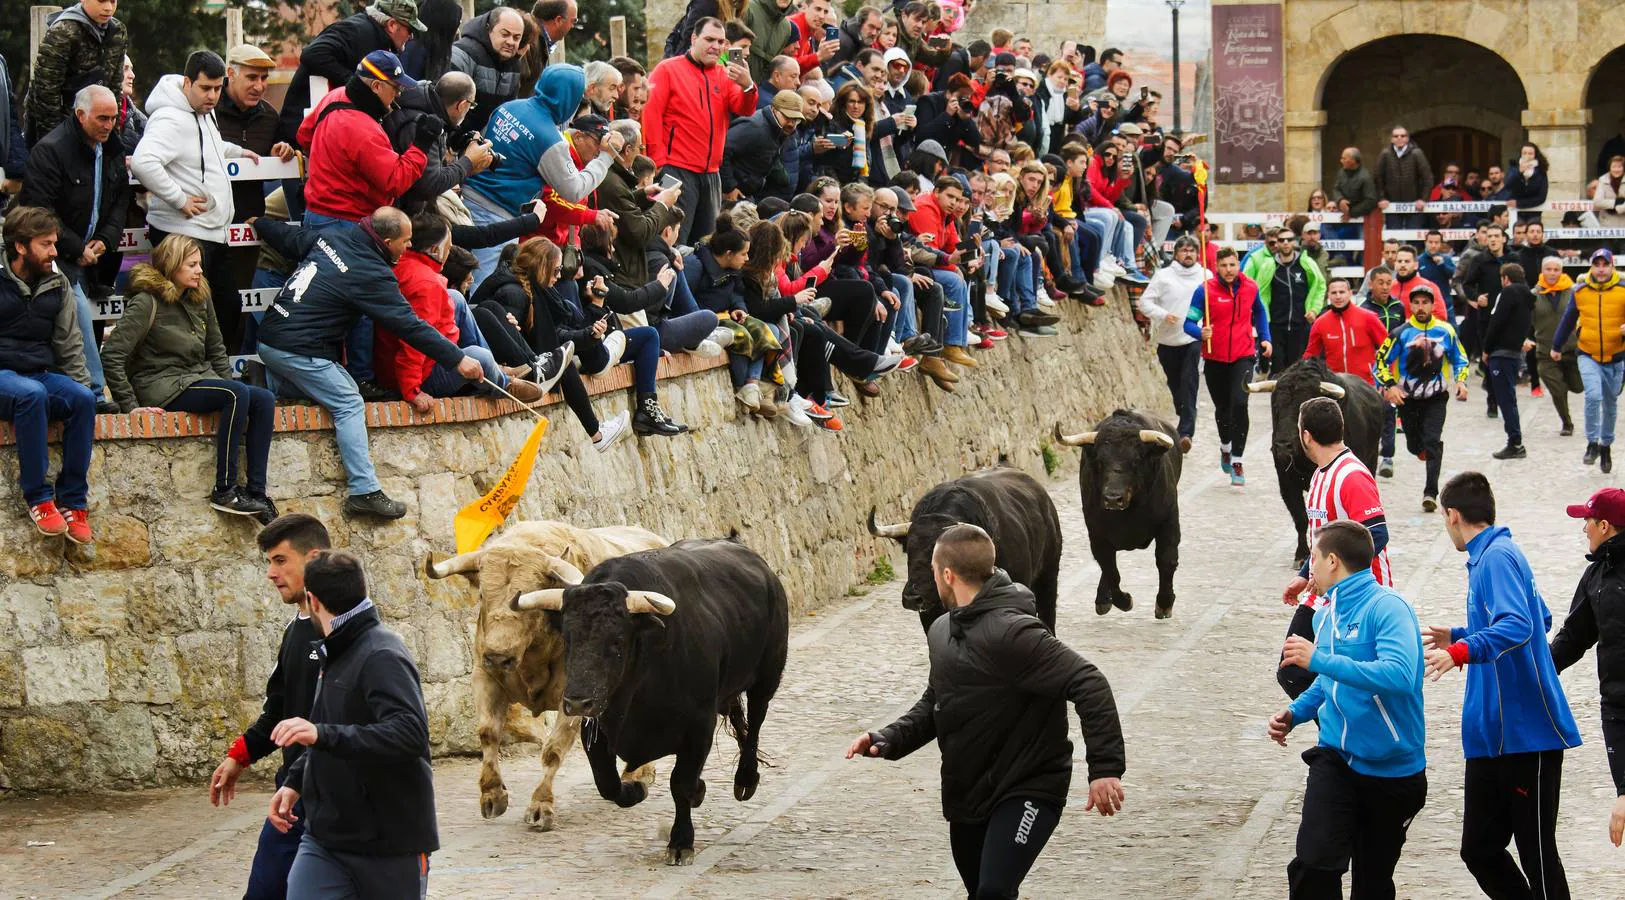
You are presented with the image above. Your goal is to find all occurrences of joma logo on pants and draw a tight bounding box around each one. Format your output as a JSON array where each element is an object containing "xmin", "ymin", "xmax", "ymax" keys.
[{"xmin": 1014, "ymin": 801, "xmax": 1040, "ymax": 845}]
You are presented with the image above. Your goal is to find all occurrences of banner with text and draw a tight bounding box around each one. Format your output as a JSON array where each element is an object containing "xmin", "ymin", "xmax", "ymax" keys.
[{"xmin": 1212, "ymin": 3, "xmax": 1285, "ymax": 184}]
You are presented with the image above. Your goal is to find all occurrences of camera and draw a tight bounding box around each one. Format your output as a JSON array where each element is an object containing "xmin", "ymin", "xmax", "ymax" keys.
[
  {"xmin": 488, "ymin": 150, "xmax": 506, "ymax": 170},
  {"xmin": 884, "ymin": 213, "xmax": 904, "ymax": 233}
]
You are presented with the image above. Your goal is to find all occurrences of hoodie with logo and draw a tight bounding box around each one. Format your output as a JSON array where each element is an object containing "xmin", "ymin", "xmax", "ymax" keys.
[
  {"xmin": 1287, "ymin": 569, "xmax": 1427, "ymax": 778},
  {"xmin": 467, "ymin": 65, "xmax": 614, "ymax": 215},
  {"xmin": 131, "ymin": 74, "xmax": 248, "ymax": 243}
]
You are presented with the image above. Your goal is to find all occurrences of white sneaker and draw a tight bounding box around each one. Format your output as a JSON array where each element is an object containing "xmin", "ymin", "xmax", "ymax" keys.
[
  {"xmin": 736, "ymin": 382, "xmax": 761, "ymax": 410},
  {"xmin": 985, "ymin": 293, "xmax": 1009, "ymax": 317},
  {"xmin": 692, "ymin": 339, "xmax": 723, "ymax": 358},
  {"xmin": 598, "ymin": 330, "xmax": 627, "ymax": 372},
  {"xmin": 707, "ymin": 325, "xmax": 734, "ymax": 347},
  {"xmin": 1036, "ymin": 296, "xmax": 1057, "ymax": 311},
  {"xmin": 886, "ymin": 337, "xmax": 905, "ymax": 356},
  {"xmin": 1092, "ymin": 268, "xmax": 1117, "ymax": 291},
  {"xmin": 784, "ymin": 393, "xmax": 814, "ymax": 427},
  {"xmin": 1100, "ymin": 257, "xmax": 1127, "ymax": 277},
  {"xmin": 593, "ymin": 411, "xmax": 630, "ymax": 453}
]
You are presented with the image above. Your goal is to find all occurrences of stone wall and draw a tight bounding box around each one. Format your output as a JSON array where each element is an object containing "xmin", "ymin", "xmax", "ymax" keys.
[{"xmin": 0, "ymin": 292, "xmax": 1165, "ymax": 792}]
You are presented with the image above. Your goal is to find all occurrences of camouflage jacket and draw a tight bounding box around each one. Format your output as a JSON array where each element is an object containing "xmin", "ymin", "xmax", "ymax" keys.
[{"xmin": 26, "ymin": 5, "xmax": 127, "ymax": 144}]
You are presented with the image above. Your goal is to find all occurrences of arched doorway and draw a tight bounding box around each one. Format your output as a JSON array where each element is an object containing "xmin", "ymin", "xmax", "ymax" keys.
[
  {"xmin": 1585, "ymin": 46, "xmax": 1625, "ymax": 180},
  {"xmin": 1317, "ymin": 35, "xmax": 1527, "ymax": 192}
]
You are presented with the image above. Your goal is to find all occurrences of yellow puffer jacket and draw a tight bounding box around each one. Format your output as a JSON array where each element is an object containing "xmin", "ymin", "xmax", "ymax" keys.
[{"xmin": 1573, "ymin": 271, "xmax": 1625, "ymax": 363}]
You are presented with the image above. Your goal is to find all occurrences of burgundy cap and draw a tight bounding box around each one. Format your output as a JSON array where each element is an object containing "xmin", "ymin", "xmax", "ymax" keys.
[{"xmin": 1566, "ymin": 488, "xmax": 1625, "ymax": 527}]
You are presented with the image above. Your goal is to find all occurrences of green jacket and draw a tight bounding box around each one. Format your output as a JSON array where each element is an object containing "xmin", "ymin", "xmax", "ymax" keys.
[
  {"xmin": 743, "ymin": 0, "xmax": 798, "ymax": 85},
  {"xmin": 25, "ymin": 5, "xmax": 127, "ymax": 142},
  {"xmin": 892, "ymin": 9, "xmax": 952, "ymax": 68},
  {"xmin": 1332, "ymin": 165, "xmax": 1379, "ymax": 218},
  {"xmin": 101, "ymin": 265, "xmax": 232, "ymax": 412},
  {"xmin": 594, "ymin": 159, "xmax": 678, "ymax": 289},
  {"xmin": 1244, "ymin": 251, "xmax": 1327, "ymax": 322}
]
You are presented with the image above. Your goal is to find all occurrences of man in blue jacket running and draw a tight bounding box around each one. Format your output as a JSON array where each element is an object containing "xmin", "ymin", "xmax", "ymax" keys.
[
  {"xmin": 1270, "ymin": 519, "xmax": 1427, "ymax": 899},
  {"xmin": 1425, "ymin": 471, "xmax": 1582, "ymax": 900}
]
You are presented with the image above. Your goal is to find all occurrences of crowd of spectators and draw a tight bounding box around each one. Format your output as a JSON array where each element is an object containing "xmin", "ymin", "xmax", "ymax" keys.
[{"xmin": 2, "ymin": 0, "xmax": 1207, "ymax": 542}]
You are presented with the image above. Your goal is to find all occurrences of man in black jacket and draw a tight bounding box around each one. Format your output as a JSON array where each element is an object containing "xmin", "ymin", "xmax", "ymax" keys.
[
  {"xmin": 1552, "ymin": 488, "xmax": 1625, "ymax": 847},
  {"xmin": 268, "ymin": 550, "xmax": 436, "ymax": 899},
  {"xmin": 277, "ymin": 0, "xmax": 422, "ymax": 144},
  {"xmin": 721, "ymin": 93, "xmax": 804, "ymax": 202},
  {"xmin": 448, "ymin": 7, "xmax": 524, "ymax": 135},
  {"xmin": 383, "ymin": 71, "xmax": 495, "ymax": 216},
  {"xmin": 253, "ymin": 208, "xmax": 483, "ymax": 519},
  {"xmin": 209, "ymin": 514, "xmax": 332, "ymax": 900},
  {"xmin": 1483, "ymin": 263, "xmax": 1535, "ymax": 459},
  {"xmin": 848, "ymin": 523, "xmax": 1126, "ymax": 899}
]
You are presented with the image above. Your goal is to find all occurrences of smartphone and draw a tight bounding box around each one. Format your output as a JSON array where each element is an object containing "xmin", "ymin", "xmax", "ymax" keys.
[
  {"xmin": 828, "ymin": 133, "xmax": 852, "ymax": 149},
  {"xmin": 903, "ymin": 104, "xmax": 917, "ymax": 118},
  {"xmin": 719, "ymin": 48, "xmax": 732, "ymax": 65},
  {"xmin": 659, "ymin": 173, "xmax": 681, "ymax": 191}
]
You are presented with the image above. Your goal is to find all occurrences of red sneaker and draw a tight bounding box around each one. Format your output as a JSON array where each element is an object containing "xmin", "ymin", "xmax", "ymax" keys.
[
  {"xmin": 983, "ymin": 327, "xmax": 1009, "ymax": 341},
  {"xmin": 814, "ymin": 412, "xmax": 844, "ymax": 431},
  {"xmin": 63, "ymin": 508, "xmax": 92, "ymax": 544},
  {"xmin": 897, "ymin": 355, "xmax": 919, "ymax": 373},
  {"xmin": 1531, "ymin": 385, "xmax": 1544, "ymax": 398},
  {"xmin": 975, "ymin": 336, "xmax": 996, "ymax": 350},
  {"xmin": 804, "ymin": 401, "xmax": 836, "ymax": 422},
  {"xmin": 29, "ymin": 500, "xmax": 67, "ymax": 537}
]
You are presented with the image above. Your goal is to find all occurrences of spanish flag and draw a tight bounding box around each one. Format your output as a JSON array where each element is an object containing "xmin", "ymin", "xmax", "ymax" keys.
[{"xmin": 454, "ymin": 417, "xmax": 549, "ymax": 553}]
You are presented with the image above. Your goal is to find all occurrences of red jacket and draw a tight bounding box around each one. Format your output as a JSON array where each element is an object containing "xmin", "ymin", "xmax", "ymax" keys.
[
  {"xmin": 907, "ymin": 191, "xmax": 959, "ymax": 273},
  {"xmin": 788, "ymin": 12, "xmax": 824, "ymax": 74},
  {"xmin": 298, "ymin": 86, "xmax": 427, "ymax": 222},
  {"xmin": 643, "ymin": 53, "xmax": 758, "ymax": 174},
  {"xmin": 1086, "ymin": 155, "xmax": 1129, "ymax": 209},
  {"xmin": 1188, "ymin": 274, "xmax": 1267, "ymax": 363},
  {"xmin": 376, "ymin": 250, "xmax": 456, "ymax": 403},
  {"xmin": 1392, "ymin": 272, "xmax": 1451, "ymax": 320},
  {"xmin": 1305, "ymin": 304, "xmax": 1388, "ymax": 384},
  {"xmin": 533, "ymin": 140, "xmax": 599, "ymax": 245}
]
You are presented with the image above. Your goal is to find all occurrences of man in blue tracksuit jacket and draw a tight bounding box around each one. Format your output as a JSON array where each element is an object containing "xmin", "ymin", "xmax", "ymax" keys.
[
  {"xmin": 1271, "ymin": 519, "xmax": 1427, "ymax": 898},
  {"xmin": 1426, "ymin": 471, "xmax": 1582, "ymax": 900}
]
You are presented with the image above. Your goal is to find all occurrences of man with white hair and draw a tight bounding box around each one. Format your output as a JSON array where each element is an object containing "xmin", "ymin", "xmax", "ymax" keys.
[
  {"xmin": 449, "ymin": 5, "xmax": 525, "ymax": 134},
  {"xmin": 19, "ymin": 83, "xmax": 129, "ymax": 410},
  {"xmin": 581, "ymin": 60, "xmax": 623, "ymax": 118}
]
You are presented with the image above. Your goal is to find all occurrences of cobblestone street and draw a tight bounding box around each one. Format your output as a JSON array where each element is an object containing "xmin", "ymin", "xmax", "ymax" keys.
[{"xmin": 3, "ymin": 384, "xmax": 1622, "ymax": 899}]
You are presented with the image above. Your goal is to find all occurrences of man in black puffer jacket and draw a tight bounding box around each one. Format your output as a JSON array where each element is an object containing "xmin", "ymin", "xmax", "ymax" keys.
[
  {"xmin": 848, "ymin": 523, "xmax": 1126, "ymax": 900},
  {"xmin": 1482, "ymin": 262, "xmax": 1535, "ymax": 458},
  {"xmin": 268, "ymin": 550, "xmax": 436, "ymax": 899}
]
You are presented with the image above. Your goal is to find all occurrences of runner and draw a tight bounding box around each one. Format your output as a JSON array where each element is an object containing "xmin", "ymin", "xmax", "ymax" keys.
[
  {"xmin": 1185, "ymin": 246, "xmax": 1272, "ymax": 487},
  {"xmin": 846, "ymin": 523, "xmax": 1125, "ymax": 900},
  {"xmin": 1375, "ymin": 287, "xmax": 1470, "ymax": 512},
  {"xmin": 1277, "ymin": 397, "xmax": 1393, "ymax": 699}
]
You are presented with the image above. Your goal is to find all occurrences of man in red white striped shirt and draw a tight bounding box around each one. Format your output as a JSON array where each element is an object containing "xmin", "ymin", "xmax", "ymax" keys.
[{"xmin": 1277, "ymin": 397, "xmax": 1394, "ymax": 699}]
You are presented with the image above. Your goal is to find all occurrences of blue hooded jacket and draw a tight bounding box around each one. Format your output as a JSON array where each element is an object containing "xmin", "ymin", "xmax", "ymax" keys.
[
  {"xmin": 1450, "ymin": 526, "xmax": 1582, "ymax": 759},
  {"xmin": 1287, "ymin": 569, "xmax": 1427, "ymax": 778},
  {"xmin": 465, "ymin": 65, "xmax": 613, "ymax": 215}
]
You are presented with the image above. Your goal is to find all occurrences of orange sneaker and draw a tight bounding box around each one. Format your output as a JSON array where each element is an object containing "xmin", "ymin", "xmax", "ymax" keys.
[
  {"xmin": 63, "ymin": 508, "xmax": 93, "ymax": 544},
  {"xmin": 814, "ymin": 412, "xmax": 844, "ymax": 432},
  {"xmin": 29, "ymin": 500, "xmax": 67, "ymax": 536}
]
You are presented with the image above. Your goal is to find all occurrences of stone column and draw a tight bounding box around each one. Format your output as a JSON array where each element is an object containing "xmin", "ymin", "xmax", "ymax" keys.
[
  {"xmin": 1285, "ymin": 109, "xmax": 1327, "ymax": 213},
  {"xmin": 1523, "ymin": 108, "xmax": 1592, "ymax": 204}
]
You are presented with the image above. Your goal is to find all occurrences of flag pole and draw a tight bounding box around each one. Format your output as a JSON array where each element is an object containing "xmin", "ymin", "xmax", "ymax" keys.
[
  {"xmin": 482, "ymin": 377, "xmax": 549, "ymax": 423},
  {"xmin": 1195, "ymin": 159, "xmax": 1211, "ymax": 355}
]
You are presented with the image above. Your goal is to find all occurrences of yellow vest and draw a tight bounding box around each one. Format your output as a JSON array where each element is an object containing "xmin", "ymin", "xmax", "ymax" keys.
[{"xmin": 1574, "ymin": 272, "xmax": 1625, "ymax": 363}]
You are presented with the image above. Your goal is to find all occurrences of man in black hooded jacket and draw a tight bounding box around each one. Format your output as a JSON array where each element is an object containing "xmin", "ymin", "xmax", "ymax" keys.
[{"xmin": 848, "ymin": 523, "xmax": 1126, "ymax": 899}]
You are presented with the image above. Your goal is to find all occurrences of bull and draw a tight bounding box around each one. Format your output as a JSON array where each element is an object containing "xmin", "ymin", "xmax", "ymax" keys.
[
  {"xmin": 510, "ymin": 538, "xmax": 789, "ymax": 865},
  {"xmin": 1053, "ymin": 409, "xmax": 1183, "ymax": 618},
  {"xmin": 868, "ymin": 468, "xmax": 1062, "ymax": 632},
  {"xmin": 1245, "ymin": 356, "xmax": 1384, "ymax": 565},
  {"xmin": 424, "ymin": 521, "xmax": 670, "ymax": 831}
]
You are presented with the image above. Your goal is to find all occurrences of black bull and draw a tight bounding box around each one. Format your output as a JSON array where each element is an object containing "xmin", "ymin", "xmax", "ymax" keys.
[
  {"xmin": 1053, "ymin": 409, "xmax": 1184, "ymax": 618},
  {"xmin": 868, "ymin": 468, "xmax": 1063, "ymax": 632},
  {"xmin": 1248, "ymin": 357, "xmax": 1384, "ymax": 564},
  {"xmin": 509, "ymin": 539, "xmax": 789, "ymax": 866}
]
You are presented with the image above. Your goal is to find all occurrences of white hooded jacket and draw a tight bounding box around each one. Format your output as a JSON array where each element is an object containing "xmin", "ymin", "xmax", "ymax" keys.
[
  {"xmin": 131, "ymin": 74, "xmax": 246, "ymax": 243},
  {"xmin": 1138, "ymin": 259, "xmax": 1208, "ymax": 346}
]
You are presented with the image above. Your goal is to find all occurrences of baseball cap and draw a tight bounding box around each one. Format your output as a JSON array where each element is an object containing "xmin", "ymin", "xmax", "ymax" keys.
[
  {"xmin": 1592, "ymin": 247, "xmax": 1615, "ymax": 264},
  {"xmin": 357, "ymin": 50, "xmax": 414, "ymax": 87},
  {"xmin": 369, "ymin": 0, "xmax": 427, "ymax": 32},
  {"xmin": 571, "ymin": 114, "xmax": 610, "ymax": 139},
  {"xmin": 888, "ymin": 188, "xmax": 916, "ymax": 213},
  {"xmin": 916, "ymin": 139, "xmax": 949, "ymax": 164},
  {"xmin": 225, "ymin": 44, "xmax": 276, "ymax": 68},
  {"xmin": 1302, "ymin": 221, "xmax": 1322, "ymax": 233},
  {"xmin": 770, "ymin": 91, "xmax": 806, "ymax": 122},
  {"xmin": 1408, "ymin": 284, "xmax": 1435, "ymax": 298},
  {"xmin": 1566, "ymin": 488, "xmax": 1625, "ymax": 527},
  {"xmin": 994, "ymin": 51, "xmax": 1018, "ymax": 67}
]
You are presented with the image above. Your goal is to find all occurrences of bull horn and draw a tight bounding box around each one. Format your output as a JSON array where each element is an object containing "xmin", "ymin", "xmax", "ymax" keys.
[
  {"xmin": 426, "ymin": 549, "xmax": 485, "ymax": 579},
  {"xmin": 511, "ymin": 588, "xmax": 566, "ymax": 612},
  {"xmin": 1139, "ymin": 429, "xmax": 1175, "ymax": 449},
  {"xmin": 867, "ymin": 508, "xmax": 910, "ymax": 539},
  {"xmin": 1245, "ymin": 380, "xmax": 1278, "ymax": 394},
  {"xmin": 1319, "ymin": 381, "xmax": 1347, "ymax": 399},
  {"xmin": 1053, "ymin": 423, "xmax": 1097, "ymax": 446},
  {"xmin": 547, "ymin": 556, "xmax": 586, "ymax": 586},
  {"xmin": 626, "ymin": 591, "xmax": 677, "ymax": 616}
]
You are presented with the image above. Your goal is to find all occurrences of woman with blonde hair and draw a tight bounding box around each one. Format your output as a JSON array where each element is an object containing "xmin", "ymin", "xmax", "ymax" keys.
[{"xmin": 101, "ymin": 234, "xmax": 278, "ymax": 521}]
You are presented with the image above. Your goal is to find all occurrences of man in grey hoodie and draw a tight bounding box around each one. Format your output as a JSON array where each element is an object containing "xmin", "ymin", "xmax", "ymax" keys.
[{"xmin": 1137, "ymin": 235, "xmax": 1205, "ymax": 448}]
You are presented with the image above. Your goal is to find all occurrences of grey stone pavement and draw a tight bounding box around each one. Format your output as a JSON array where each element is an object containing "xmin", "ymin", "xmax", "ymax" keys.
[{"xmin": 3, "ymin": 383, "xmax": 1622, "ymax": 899}]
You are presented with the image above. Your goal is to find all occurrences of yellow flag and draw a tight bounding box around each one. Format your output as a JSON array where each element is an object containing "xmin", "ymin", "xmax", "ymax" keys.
[{"xmin": 454, "ymin": 416, "xmax": 549, "ymax": 553}]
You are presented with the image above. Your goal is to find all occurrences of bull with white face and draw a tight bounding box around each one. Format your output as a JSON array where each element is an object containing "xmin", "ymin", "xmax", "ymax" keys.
[{"xmin": 425, "ymin": 521, "xmax": 670, "ymax": 831}]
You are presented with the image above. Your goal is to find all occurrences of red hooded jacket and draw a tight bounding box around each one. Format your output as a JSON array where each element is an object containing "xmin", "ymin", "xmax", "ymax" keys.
[
  {"xmin": 643, "ymin": 53, "xmax": 758, "ymax": 174},
  {"xmin": 907, "ymin": 191, "xmax": 960, "ymax": 273},
  {"xmin": 376, "ymin": 249, "xmax": 457, "ymax": 403}
]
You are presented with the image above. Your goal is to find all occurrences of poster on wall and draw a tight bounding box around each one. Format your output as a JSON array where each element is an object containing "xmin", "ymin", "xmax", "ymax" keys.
[{"xmin": 1211, "ymin": 3, "xmax": 1284, "ymax": 183}]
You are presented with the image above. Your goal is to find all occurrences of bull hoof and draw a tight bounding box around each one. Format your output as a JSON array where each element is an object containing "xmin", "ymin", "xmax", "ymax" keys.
[
  {"xmin": 666, "ymin": 846, "xmax": 696, "ymax": 866},
  {"xmin": 1112, "ymin": 591, "xmax": 1133, "ymax": 612},
  {"xmin": 690, "ymin": 778, "xmax": 707, "ymax": 808},
  {"xmin": 734, "ymin": 770, "xmax": 759, "ymax": 802},
  {"xmin": 480, "ymin": 789, "xmax": 509, "ymax": 820},
  {"xmin": 615, "ymin": 781, "xmax": 649, "ymax": 808},
  {"xmin": 1154, "ymin": 603, "xmax": 1174, "ymax": 620},
  {"xmin": 523, "ymin": 803, "xmax": 556, "ymax": 831}
]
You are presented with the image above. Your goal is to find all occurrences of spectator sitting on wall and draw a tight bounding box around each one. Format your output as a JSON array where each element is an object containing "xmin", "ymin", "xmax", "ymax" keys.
[
  {"xmin": 100, "ymin": 234, "xmax": 279, "ymax": 522},
  {"xmin": 581, "ymin": 216, "xmax": 718, "ymax": 355},
  {"xmin": 19, "ymin": 85, "xmax": 128, "ymax": 413},
  {"xmin": 24, "ymin": 0, "xmax": 127, "ymax": 147},
  {"xmin": 0, "ymin": 207, "xmax": 97, "ymax": 545},
  {"xmin": 448, "ymin": 6, "xmax": 525, "ymax": 134}
]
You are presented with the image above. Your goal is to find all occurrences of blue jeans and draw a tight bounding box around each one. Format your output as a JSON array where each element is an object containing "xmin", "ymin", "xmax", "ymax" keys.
[
  {"xmin": 1486, "ymin": 356, "xmax": 1523, "ymax": 446},
  {"xmin": 421, "ymin": 345, "xmax": 506, "ymax": 398},
  {"xmin": 450, "ymin": 291, "xmax": 491, "ymax": 352},
  {"xmin": 579, "ymin": 325, "xmax": 662, "ymax": 394},
  {"xmin": 931, "ymin": 269, "xmax": 971, "ymax": 347},
  {"xmin": 465, "ymin": 191, "xmax": 515, "ymax": 292},
  {"xmin": 258, "ymin": 343, "xmax": 379, "ymax": 496},
  {"xmin": 59, "ymin": 266, "xmax": 106, "ymax": 397},
  {"xmin": 300, "ymin": 211, "xmax": 354, "ymax": 232},
  {"xmin": 890, "ymin": 273, "xmax": 917, "ymax": 341},
  {"xmin": 0, "ymin": 370, "xmax": 96, "ymax": 508},
  {"xmin": 286, "ymin": 834, "xmax": 428, "ymax": 900},
  {"xmin": 1578, "ymin": 353, "xmax": 1624, "ymax": 447},
  {"xmin": 997, "ymin": 248, "xmax": 1037, "ymax": 313},
  {"xmin": 1085, "ymin": 208, "xmax": 1135, "ymax": 265},
  {"xmin": 243, "ymin": 767, "xmax": 304, "ymax": 900}
]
